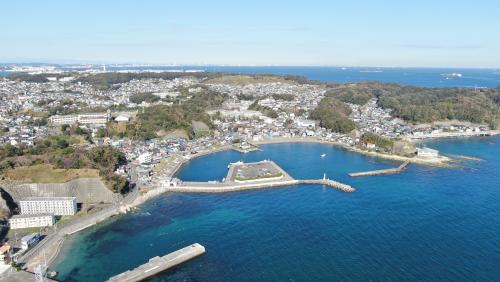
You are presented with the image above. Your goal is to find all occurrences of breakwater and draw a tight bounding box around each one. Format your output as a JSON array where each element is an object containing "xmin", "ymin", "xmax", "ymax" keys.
[
  {"xmin": 107, "ymin": 243, "xmax": 206, "ymax": 282},
  {"xmin": 348, "ymin": 161, "xmax": 409, "ymax": 177},
  {"xmin": 298, "ymin": 179, "xmax": 355, "ymax": 192},
  {"xmin": 169, "ymin": 178, "xmax": 355, "ymax": 193}
]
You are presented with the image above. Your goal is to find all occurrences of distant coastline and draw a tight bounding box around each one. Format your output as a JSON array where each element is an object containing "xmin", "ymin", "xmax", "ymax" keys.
[{"xmin": 3, "ymin": 66, "xmax": 500, "ymax": 87}]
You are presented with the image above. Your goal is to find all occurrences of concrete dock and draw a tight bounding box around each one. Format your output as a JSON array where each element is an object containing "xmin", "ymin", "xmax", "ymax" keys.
[
  {"xmin": 163, "ymin": 161, "xmax": 355, "ymax": 193},
  {"xmin": 299, "ymin": 179, "xmax": 355, "ymax": 192},
  {"xmin": 169, "ymin": 177, "xmax": 355, "ymax": 193},
  {"xmin": 348, "ymin": 161, "xmax": 409, "ymax": 177},
  {"xmin": 107, "ymin": 243, "xmax": 206, "ymax": 282}
]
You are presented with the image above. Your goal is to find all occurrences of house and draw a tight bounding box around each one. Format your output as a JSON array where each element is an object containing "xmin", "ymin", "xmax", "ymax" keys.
[
  {"xmin": 296, "ymin": 119, "xmax": 316, "ymax": 129},
  {"xmin": 115, "ymin": 114, "xmax": 131, "ymax": 122},
  {"xmin": 417, "ymin": 147, "xmax": 439, "ymax": 158},
  {"xmin": 366, "ymin": 143, "xmax": 376, "ymax": 150},
  {"xmin": 0, "ymin": 244, "xmax": 11, "ymax": 265},
  {"xmin": 21, "ymin": 233, "xmax": 41, "ymax": 250}
]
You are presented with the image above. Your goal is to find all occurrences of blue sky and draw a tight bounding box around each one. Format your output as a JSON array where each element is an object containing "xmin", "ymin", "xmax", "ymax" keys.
[{"xmin": 1, "ymin": 0, "xmax": 499, "ymax": 67}]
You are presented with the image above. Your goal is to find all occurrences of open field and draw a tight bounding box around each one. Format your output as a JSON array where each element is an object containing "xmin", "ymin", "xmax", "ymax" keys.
[{"xmin": 3, "ymin": 165, "xmax": 99, "ymax": 183}]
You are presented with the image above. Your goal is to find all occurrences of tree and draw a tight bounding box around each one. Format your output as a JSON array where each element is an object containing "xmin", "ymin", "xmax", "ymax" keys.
[
  {"xmin": 61, "ymin": 124, "xmax": 70, "ymax": 133},
  {"xmin": 310, "ymin": 97, "xmax": 356, "ymax": 133}
]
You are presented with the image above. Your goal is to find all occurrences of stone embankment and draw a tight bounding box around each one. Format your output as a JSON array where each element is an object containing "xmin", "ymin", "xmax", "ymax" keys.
[{"xmin": 1, "ymin": 177, "xmax": 119, "ymax": 204}]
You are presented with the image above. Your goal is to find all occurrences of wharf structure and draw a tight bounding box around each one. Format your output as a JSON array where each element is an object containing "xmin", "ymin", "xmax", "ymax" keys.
[
  {"xmin": 107, "ymin": 243, "xmax": 206, "ymax": 282},
  {"xmin": 164, "ymin": 160, "xmax": 355, "ymax": 193},
  {"xmin": 348, "ymin": 161, "xmax": 409, "ymax": 177}
]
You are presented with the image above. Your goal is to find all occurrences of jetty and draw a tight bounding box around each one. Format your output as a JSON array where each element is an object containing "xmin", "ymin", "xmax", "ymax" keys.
[
  {"xmin": 348, "ymin": 161, "xmax": 409, "ymax": 177},
  {"xmin": 107, "ymin": 243, "xmax": 206, "ymax": 282},
  {"xmin": 164, "ymin": 161, "xmax": 355, "ymax": 193},
  {"xmin": 299, "ymin": 177, "xmax": 355, "ymax": 193}
]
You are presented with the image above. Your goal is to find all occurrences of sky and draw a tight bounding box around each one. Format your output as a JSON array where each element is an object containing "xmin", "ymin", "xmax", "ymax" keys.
[{"xmin": 1, "ymin": 0, "xmax": 499, "ymax": 67}]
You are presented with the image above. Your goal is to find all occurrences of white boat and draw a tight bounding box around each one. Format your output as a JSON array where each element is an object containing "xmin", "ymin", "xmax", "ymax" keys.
[
  {"xmin": 320, "ymin": 154, "xmax": 326, "ymax": 158},
  {"xmin": 443, "ymin": 72, "xmax": 463, "ymax": 79}
]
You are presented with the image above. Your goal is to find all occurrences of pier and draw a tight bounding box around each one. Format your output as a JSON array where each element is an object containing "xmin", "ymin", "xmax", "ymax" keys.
[
  {"xmin": 170, "ymin": 178, "xmax": 355, "ymax": 193},
  {"xmin": 299, "ymin": 178, "xmax": 356, "ymax": 193},
  {"xmin": 348, "ymin": 161, "xmax": 409, "ymax": 177},
  {"xmin": 161, "ymin": 161, "xmax": 355, "ymax": 193},
  {"xmin": 107, "ymin": 243, "xmax": 206, "ymax": 282}
]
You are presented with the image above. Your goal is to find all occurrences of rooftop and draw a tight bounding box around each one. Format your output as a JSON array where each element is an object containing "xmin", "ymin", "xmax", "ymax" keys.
[
  {"xmin": 10, "ymin": 214, "xmax": 54, "ymax": 219},
  {"xmin": 21, "ymin": 197, "xmax": 76, "ymax": 202}
]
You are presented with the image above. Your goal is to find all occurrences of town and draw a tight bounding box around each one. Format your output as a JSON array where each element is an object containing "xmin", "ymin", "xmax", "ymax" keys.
[{"xmin": 0, "ymin": 68, "xmax": 497, "ymax": 279}]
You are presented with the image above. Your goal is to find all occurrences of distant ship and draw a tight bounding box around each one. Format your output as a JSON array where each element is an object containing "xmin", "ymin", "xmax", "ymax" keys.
[
  {"xmin": 320, "ymin": 154, "xmax": 326, "ymax": 158},
  {"xmin": 443, "ymin": 72, "xmax": 463, "ymax": 79}
]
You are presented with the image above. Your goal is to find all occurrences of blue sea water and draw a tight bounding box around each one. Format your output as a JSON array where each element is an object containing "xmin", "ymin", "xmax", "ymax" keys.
[
  {"xmin": 108, "ymin": 66, "xmax": 500, "ymax": 88},
  {"xmin": 3, "ymin": 66, "xmax": 500, "ymax": 88},
  {"xmin": 52, "ymin": 137, "xmax": 500, "ymax": 281}
]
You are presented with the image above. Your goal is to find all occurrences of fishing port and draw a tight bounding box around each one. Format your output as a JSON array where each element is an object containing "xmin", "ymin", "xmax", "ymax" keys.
[{"xmin": 168, "ymin": 160, "xmax": 355, "ymax": 193}]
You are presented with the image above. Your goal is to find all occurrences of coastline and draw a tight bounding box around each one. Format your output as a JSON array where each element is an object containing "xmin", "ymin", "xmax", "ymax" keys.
[
  {"xmin": 42, "ymin": 134, "xmax": 483, "ymax": 273},
  {"xmin": 250, "ymin": 137, "xmax": 453, "ymax": 167}
]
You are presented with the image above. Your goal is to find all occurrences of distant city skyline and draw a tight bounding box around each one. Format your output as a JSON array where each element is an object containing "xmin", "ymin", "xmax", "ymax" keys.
[{"xmin": 2, "ymin": 0, "xmax": 500, "ymax": 68}]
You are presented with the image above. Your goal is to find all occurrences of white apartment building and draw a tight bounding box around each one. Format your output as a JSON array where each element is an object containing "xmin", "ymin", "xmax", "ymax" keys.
[
  {"xmin": 9, "ymin": 214, "xmax": 55, "ymax": 229},
  {"xmin": 137, "ymin": 152, "xmax": 152, "ymax": 164},
  {"xmin": 20, "ymin": 197, "xmax": 77, "ymax": 216},
  {"xmin": 49, "ymin": 111, "xmax": 111, "ymax": 126},
  {"xmin": 49, "ymin": 115, "xmax": 78, "ymax": 125},
  {"xmin": 296, "ymin": 119, "xmax": 316, "ymax": 128}
]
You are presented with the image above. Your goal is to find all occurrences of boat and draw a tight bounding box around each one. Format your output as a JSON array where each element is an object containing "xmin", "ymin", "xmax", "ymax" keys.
[
  {"xmin": 443, "ymin": 72, "xmax": 463, "ymax": 79},
  {"xmin": 320, "ymin": 154, "xmax": 326, "ymax": 158}
]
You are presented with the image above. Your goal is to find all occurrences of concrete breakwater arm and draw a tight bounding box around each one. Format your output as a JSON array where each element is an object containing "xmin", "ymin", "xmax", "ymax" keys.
[
  {"xmin": 171, "ymin": 180, "xmax": 301, "ymax": 193},
  {"xmin": 298, "ymin": 179, "xmax": 356, "ymax": 192},
  {"xmin": 348, "ymin": 161, "xmax": 409, "ymax": 177},
  {"xmin": 107, "ymin": 243, "xmax": 206, "ymax": 282},
  {"xmin": 171, "ymin": 178, "xmax": 355, "ymax": 193}
]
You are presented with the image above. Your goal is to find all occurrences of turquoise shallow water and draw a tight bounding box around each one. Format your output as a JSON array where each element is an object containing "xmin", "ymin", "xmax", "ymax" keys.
[{"xmin": 53, "ymin": 138, "xmax": 500, "ymax": 281}]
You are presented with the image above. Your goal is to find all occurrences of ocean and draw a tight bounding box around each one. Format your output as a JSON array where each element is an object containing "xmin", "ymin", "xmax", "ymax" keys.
[
  {"xmin": 52, "ymin": 137, "xmax": 500, "ymax": 281},
  {"xmin": 2, "ymin": 67, "xmax": 500, "ymax": 88},
  {"xmin": 103, "ymin": 66, "xmax": 500, "ymax": 88}
]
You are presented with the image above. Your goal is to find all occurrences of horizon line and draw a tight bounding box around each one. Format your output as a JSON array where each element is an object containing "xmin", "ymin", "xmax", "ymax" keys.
[{"xmin": 1, "ymin": 61, "xmax": 499, "ymax": 70}]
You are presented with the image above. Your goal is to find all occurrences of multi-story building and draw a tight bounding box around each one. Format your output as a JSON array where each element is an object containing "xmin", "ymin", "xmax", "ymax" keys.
[
  {"xmin": 48, "ymin": 114, "xmax": 78, "ymax": 125},
  {"xmin": 9, "ymin": 214, "xmax": 55, "ymax": 229},
  {"xmin": 48, "ymin": 111, "xmax": 111, "ymax": 126},
  {"xmin": 20, "ymin": 197, "xmax": 77, "ymax": 216},
  {"xmin": 137, "ymin": 152, "xmax": 152, "ymax": 164}
]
